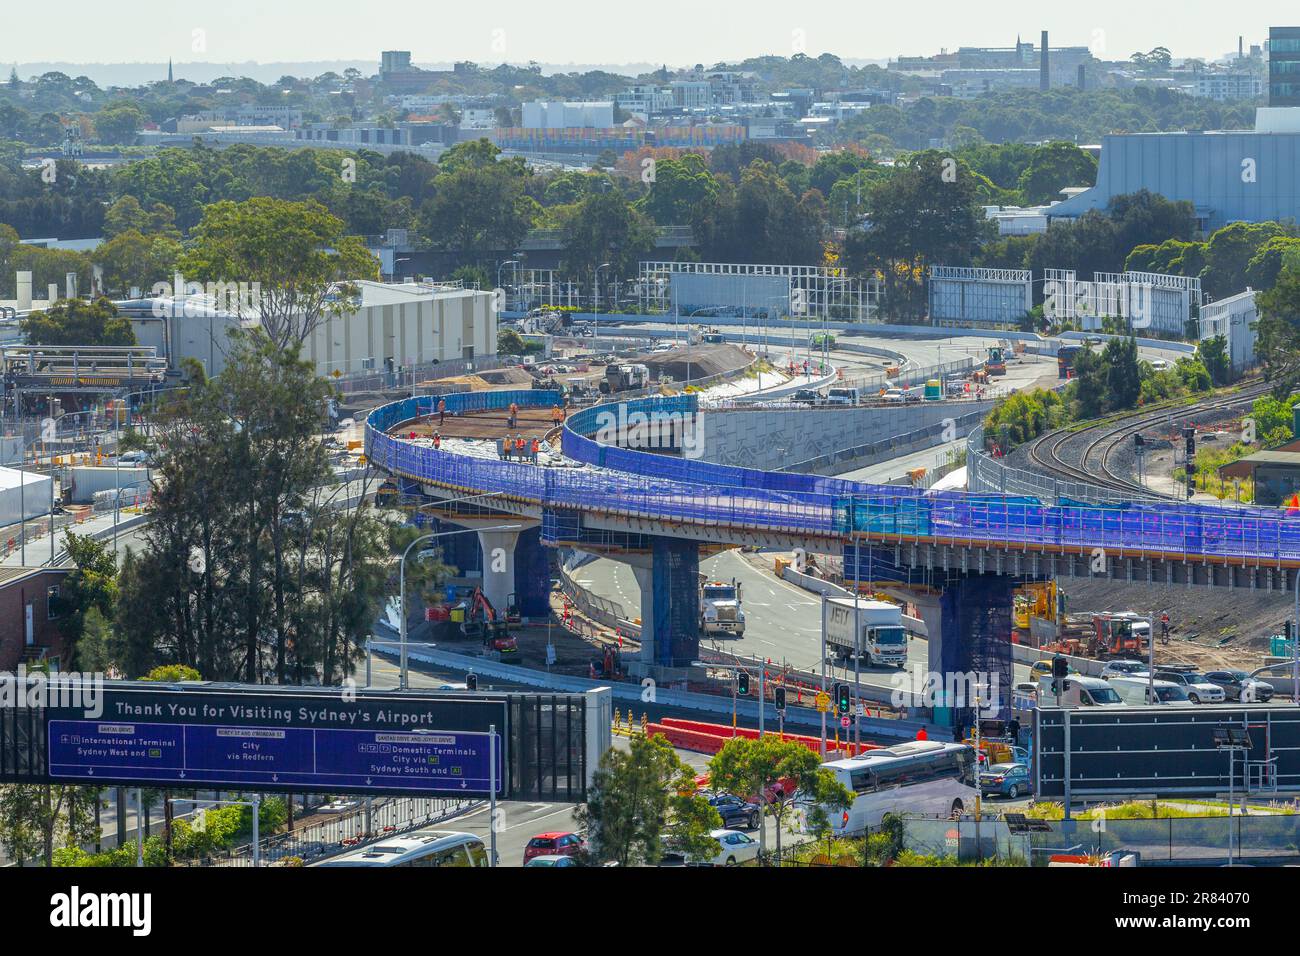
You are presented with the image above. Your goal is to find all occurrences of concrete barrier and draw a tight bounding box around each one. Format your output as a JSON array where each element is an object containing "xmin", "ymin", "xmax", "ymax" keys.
[{"xmin": 372, "ymin": 640, "xmax": 942, "ymax": 741}]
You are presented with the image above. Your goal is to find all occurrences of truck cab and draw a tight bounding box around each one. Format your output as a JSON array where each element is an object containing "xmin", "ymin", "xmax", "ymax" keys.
[{"xmin": 700, "ymin": 581, "xmax": 745, "ymax": 637}]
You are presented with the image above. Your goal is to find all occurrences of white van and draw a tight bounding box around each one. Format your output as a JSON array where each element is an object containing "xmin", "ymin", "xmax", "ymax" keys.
[
  {"xmin": 1037, "ymin": 675, "xmax": 1124, "ymax": 707},
  {"xmin": 1107, "ymin": 676, "xmax": 1193, "ymax": 706}
]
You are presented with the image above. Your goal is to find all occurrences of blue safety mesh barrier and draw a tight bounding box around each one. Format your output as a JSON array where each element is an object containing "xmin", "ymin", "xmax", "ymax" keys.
[
  {"xmin": 541, "ymin": 508, "xmax": 582, "ymax": 545},
  {"xmin": 563, "ymin": 395, "xmax": 929, "ymax": 499},
  {"xmin": 513, "ymin": 527, "xmax": 551, "ymax": 617},
  {"xmin": 653, "ymin": 536, "xmax": 700, "ymax": 667},
  {"xmin": 367, "ymin": 394, "xmax": 1300, "ymax": 564}
]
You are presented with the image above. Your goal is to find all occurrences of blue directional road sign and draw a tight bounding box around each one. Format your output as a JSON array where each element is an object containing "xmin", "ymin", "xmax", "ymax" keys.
[{"xmin": 48, "ymin": 720, "xmax": 504, "ymax": 795}]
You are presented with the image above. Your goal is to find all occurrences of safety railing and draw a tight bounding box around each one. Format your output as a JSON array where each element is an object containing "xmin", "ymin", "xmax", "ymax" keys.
[
  {"xmin": 366, "ymin": 392, "xmax": 1300, "ymax": 566},
  {"xmin": 966, "ymin": 425, "xmax": 1166, "ymax": 505}
]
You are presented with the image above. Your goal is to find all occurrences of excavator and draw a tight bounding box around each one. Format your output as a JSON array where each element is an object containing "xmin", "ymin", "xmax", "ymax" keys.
[{"xmin": 460, "ymin": 587, "xmax": 518, "ymax": 654}]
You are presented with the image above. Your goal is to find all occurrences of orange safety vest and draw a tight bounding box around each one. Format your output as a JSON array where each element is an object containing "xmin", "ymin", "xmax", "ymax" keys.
[
  {"xmin": 531, "ymin": 439, "xmax": 539, "ymax": 454},
  {"xmin": 516, "ymin": 438, "xmax": 525, "ymax": 450}
]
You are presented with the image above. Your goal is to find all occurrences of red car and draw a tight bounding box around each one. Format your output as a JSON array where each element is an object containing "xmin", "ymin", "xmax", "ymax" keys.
[{"xmin": 523, "ymin": 831, "xmax": 586, "ymax": 863}]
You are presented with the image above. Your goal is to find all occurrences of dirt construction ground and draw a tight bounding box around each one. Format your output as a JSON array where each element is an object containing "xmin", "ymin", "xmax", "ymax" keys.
[{"xmin": 1060, "ymin": 578, "xmax": 1288, "ymax": 672}]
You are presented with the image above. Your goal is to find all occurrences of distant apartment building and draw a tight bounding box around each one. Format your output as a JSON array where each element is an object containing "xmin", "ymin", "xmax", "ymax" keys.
[
  {"xmin": 668, "ymin": 80, "xmax": 711, "ymax": 110},
  {"xmin": 940, "ymin": 68, "xmax": 1041, "ymax": 98},
  {"xmin": 378, "ymin": 49, "xmax": 440, "ymax": 91},
  {"xmin": 1269, "ymin": 26, "xmax": 1300, "ymax": 106},
  {"xmin": 617, "ymin": 85, "xmax": 674, "ymax": 116},
  {"xmin": 176, "ymin": 106, "xmax": 303, "ymax": 133},
  {"xmin": 459, "ymin": 108, "xmax": 497, "ymax": 129},
  {"xmin": 521, "ymin": 101, "xmax": 615, "ymax": 129},
  {"xmin": 1193, "ymin": 72, "xmax": 1263, "ymax": 101}
]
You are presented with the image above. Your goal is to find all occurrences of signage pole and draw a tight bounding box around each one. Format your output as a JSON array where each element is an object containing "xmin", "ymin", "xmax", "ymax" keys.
[
  {"xmin": 135, "ymin": 788, "xmax": 144, "ymax": 867},
  {"xmin": 489, "ymin": 724, "xmax": 498, "ymax": 868},
  {"xmin": 252, "ymin": 794, "xmax": 261, "ymax": 868},
  {"xmin": 820, "ymin": 593, "xmax": 827, "ymax": 758}
]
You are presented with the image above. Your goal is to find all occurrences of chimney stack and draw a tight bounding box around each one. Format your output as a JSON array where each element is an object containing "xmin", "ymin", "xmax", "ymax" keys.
[
  {"xmin": 1077, "ymin": 63, "xmax": 1086, "ymax": 90},
  {"xmin": 1040, "ymin": 30, "xmax": 1050, "ymax": 91}
]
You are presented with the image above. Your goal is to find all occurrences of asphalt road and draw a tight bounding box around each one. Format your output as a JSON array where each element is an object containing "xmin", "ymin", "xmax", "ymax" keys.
[{"xmin": 573, "ymin": 548, "xmax": 1032, "ymax": 697}]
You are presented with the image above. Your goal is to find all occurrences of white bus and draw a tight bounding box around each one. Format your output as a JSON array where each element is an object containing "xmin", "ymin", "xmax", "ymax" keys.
[
  {"xmin": 314, "ymin": 830, "xmax": 489, "ymax": 867},
  {"xmin": 814, "ymin": 741, "xmax": 978, "ymax": 835}
]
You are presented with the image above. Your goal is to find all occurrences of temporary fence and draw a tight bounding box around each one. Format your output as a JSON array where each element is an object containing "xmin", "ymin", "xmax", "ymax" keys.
[
  {"xmin": 903, "ymin": 812, "xmax": 1300, "ymax": 866},
  {"xmin": 367, "ymin": 392, "xmax": 1300, "ymax": 567},
  {"xmin": 332, "ymin": 356, "xmax": 505, "ymax": 395},
  {"xmin": 195, "ymin": 796, "xmax": 482, "ymax": 867}
]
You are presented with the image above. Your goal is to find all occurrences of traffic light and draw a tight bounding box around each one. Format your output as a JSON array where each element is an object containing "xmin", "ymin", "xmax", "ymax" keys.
[
  {"xmin": 836, "ymin": 683, "xmax": 851, "ymax": 716},
  {"xmin": 1133, "ymin": 433, "xmax": 1145, "ymax": 452},
  {"xmin": 1051, "ymin": 656, "xmax": 1069, "ymax": 679},
  {"xmin": 1187, "ymin": 470, "xmax": 1196, "ymax": 499},
  {"xmin": 1184, "ymin": 427, "xmax": 1196, "ymax": 459},
  {"xmin": 1287, "ymin": 620, "xmax": 1294, "ymax": 643},
  {"xmin": 774, "ymin": 686, "xmax": 787, "ymax": 712},
  {"xmin": 466, "ymin": 673, "xmax": 478, "ymax": 691},
  {"xmin": 737, "ymin": 672, "xmax": 750, "ymax": 697}
]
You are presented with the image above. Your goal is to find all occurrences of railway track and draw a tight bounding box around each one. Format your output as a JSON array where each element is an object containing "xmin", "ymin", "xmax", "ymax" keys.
[{"xmin": 1025, "ymin": 380, "xmax": 1272, "ymax": 500}]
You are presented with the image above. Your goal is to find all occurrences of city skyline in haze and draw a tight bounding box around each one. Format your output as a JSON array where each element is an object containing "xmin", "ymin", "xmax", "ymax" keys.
[{"xmin": 2, "ymin": 0, "xmax": 1296, "ymax": 82}]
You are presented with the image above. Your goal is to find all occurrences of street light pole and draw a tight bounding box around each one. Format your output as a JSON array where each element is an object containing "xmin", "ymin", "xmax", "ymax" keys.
[
  {"xmin": 398, "ymin": 521, "xmax": 519, "ymax": 689},
  {"xmin": 593, "ymin": 262, "xmax": 611, "ymax": 347}
]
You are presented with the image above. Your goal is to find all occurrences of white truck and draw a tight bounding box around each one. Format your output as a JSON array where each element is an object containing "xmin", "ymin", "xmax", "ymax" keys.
[
  {"xmin": 700, "ymin": 580, "xmax": 745, "ymax": 637},
  {"xmin": 822, "ymin": 597, "xmax": 908, "ymax": 667},
  {"xmin": 1036, "ymin": 675, "xmax": 1124, "ymax": 708}
]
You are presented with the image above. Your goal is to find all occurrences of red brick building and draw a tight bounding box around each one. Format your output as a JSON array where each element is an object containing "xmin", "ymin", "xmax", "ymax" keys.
[{"xmin": 0, "ymin": 567, "xmax": 71, "ymax": 671}]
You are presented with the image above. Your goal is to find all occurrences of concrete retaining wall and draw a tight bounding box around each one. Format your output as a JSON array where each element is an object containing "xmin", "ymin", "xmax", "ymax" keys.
[{"xmin": 700, "ymin": 401, "xmax": 995, "ymax": 472}]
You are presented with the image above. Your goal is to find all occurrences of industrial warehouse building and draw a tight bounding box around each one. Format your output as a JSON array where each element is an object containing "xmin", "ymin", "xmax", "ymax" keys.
[
  {"xmin": 1050, "ymin": 108, "xmax": 1300, "ymax": 233},
  {"xmin": 117, "ymin": 279, "xmax": 498, "ymax": 379}
]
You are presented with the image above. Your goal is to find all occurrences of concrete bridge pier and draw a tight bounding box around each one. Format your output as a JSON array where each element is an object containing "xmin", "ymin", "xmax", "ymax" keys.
[
  {"xmin": 618, "ymin": 536, "xmax": 701, "ymax": 684},
  {"xmin": 896, "ymin": 574, "xmax": 1016, "ymax": 733}
]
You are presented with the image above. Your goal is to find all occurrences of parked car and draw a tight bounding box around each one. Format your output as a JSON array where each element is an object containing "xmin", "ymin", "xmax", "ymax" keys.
[
  {"xmin": 707, "ymin": 829, "xmax": 760, "ymax": 866},
  {"xmin": 1202, "ymin": 670, "xmax": 1275, "ymax": 702},
  {"xmin": 1030, "ymin": 659, "xmax": 1079, "ymax": 681},
  {"xmin": 1099, "ymin": 660, "xmax": 1147, "ymax": 680},
  {"xmin": 1151, "ymin": 670, "xmax": 1226, "ymax": 704},
  {"xmin": 979, "ymin": 762, "xmax": 1031, "ymax": 799},
  {"xmin": 790, "ymin": 389, "xmax": 823, "ymax": 405},
  {"xmin": 881, "ymin": 387, "xmax": 906, "ymax": 403},
  {"xmin": 524, "ymin": 854, "xmax": 578, "ymax": 867},
  {"xmin": 707, "ymin": 794, "xmax": 761, "ymax": 830},
  {"xmin": 522, "ymin": 831, "xmax": 586, "ymax": 863}
]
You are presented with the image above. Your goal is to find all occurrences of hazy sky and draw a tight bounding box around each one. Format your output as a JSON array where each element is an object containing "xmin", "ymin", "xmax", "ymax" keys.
[{"xmin": 4, "ymin": 0, "xmax": 1295, "ymax": 67}]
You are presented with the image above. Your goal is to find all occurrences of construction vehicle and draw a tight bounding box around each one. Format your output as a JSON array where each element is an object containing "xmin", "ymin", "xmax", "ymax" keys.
[
  {"xmin": 1040, "ymin": 612, "xmax": 1148, "ymax": 660},
  {"xmin": 599, "ymin": 363, "xmax": 650, "ymax": 394},
  {"xmin": 700, "ymin": 579, "xmax": 745, "ymax": 636},
  {"xmin": 1012, "ymin": 581, "xmax": 1062, "ymax": 634},
  {"xmin": 459, "ymin": 587, "xmax": 518, "ymax": 654},
  {"xmin": 986, "ymin": 345, "xmax": 1007, "ymax": 376},
  {"xmin": 504, "ymin": 592, "xmax": 522, "ymax": 625},
  {"xmin": 822, "ymin": 597, "xmax": 907, "ymax": 667},
  {"xmin": 701, "ymin": 328, "xmax": 726, "ymax": 344}
]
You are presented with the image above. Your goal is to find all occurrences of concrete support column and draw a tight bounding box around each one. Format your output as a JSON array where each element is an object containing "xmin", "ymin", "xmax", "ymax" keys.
[
  {"xmin": 16, "ymin": 272, "xmax": 32, "ymax": 311},
  {"xmin": 908, "ymin": 574, "xmax": 1016, "ymax": 732},
  {"xmin": 650, "ymin": 535, "xmax": 700, "ymax": 669},
  {"xmin": 476, "ymin": 528, "xmax": 519, "ymax": 614},
  {"xmin": 631, "ymin": 565, "xmax": 656, "ymax": 665}
]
